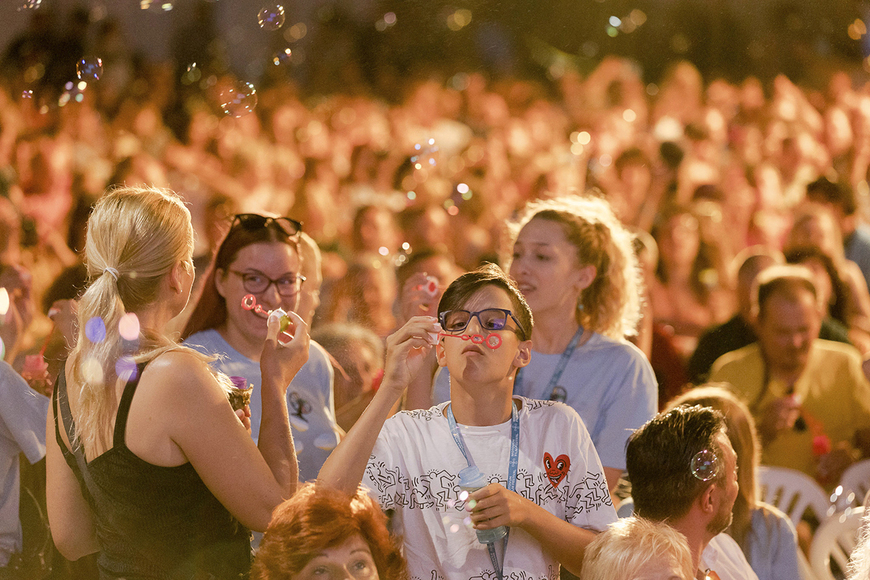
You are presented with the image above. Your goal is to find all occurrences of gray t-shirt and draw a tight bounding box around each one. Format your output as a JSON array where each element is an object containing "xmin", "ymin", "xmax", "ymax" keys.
[
  {"xmin": 185, "ymin": 329, "xmax": 339, "ymax": 482},
  {"xmin": 0, "ymin": 361, "xmax": 48, "ymax": 564}
]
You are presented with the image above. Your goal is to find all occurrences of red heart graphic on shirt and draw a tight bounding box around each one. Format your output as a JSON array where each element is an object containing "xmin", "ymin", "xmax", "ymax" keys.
[{"xmin": 543, "ymin": 452, "xmax": 570, "ymax": 487}]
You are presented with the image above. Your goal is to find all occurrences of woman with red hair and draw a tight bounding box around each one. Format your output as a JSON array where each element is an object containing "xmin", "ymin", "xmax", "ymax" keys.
[{"xmin": 251, "ymin": 483, "xmax": 407, "ymax": 580}]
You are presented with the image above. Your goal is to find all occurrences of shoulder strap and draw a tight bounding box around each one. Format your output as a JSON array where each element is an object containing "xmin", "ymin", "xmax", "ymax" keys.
[
  {"xmin": 112, "ymin": 363, "xmax": 147, "ymax": 447},
  {"xmin": 54, "ymin": 368, "xmax": 80, "ymax": 458},
  {"xmin": 54, "ymin": 367, "xmax": 100, "ymax": 507}
]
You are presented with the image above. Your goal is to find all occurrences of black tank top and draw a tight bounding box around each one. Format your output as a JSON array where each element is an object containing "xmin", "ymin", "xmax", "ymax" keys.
[{"xmin": 54, "ymin": 363, "xmax": 251, "ymax": 579}]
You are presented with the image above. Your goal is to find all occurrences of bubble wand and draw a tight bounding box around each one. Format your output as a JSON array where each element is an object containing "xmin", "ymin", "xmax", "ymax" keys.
[
  {"xmin": 437, "ymin": 332, "xmax": 502, "ymax": 349},
  {"xmin": 241, "ymin": 294, "xmax": 293, "ymax": 333}
]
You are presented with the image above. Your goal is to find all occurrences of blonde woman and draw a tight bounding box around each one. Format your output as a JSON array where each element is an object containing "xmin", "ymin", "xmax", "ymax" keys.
[
  {"xmin": 581, "ymin": 516, "xmax": 694, "ymax": 580},
  {"xmin": 46, "ymin": 186, "xmax": 308, "ymax": 578}
]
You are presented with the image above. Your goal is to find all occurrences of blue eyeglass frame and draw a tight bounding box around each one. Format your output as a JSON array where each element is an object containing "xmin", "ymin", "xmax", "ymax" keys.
[{"xmin": 439, "ymin": 308, "xmax": 527, "ymax": 339}]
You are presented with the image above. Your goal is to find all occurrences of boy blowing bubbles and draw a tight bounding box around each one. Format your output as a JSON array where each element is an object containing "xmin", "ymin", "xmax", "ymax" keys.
[{"xmin": 319, "ymin": 264, "xmax": 616, "ymax": 579}]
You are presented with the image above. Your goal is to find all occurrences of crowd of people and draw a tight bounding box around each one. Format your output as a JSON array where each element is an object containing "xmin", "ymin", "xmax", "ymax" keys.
[{"xmin": 3, "ymin": 6, "xmax": 870, "ymax": 578}]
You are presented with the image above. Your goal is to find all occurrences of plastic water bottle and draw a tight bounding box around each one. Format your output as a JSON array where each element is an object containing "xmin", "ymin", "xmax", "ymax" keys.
[{"xmin": 458, "ymin": 466, "xmax": 507, "ymax": 544}]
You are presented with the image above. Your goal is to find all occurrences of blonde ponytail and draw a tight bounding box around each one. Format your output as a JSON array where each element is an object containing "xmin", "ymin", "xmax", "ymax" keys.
[{"xmin": 66, "ymin": 185, "xmax": 206, "ymax": 458}]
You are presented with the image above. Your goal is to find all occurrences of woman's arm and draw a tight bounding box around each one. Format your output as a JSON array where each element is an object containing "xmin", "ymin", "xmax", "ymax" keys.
[
  {"xmin": 256, "ymin": 311, "xmax": 309, "ymax": 494},
  {"xmin": 45, "ymin": 399, "xmax": 99, "ymax": 561},
  {"xmin": 319, "ymin": 316, "xmax": 440, "ymax": 493},
  {"xmin": 156, "ymin": 313, "xmax": 309, "ymax": 531}
]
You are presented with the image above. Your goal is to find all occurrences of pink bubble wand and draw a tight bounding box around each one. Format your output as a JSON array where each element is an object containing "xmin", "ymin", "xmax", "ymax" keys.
[
  {"xmin": 241, "ymin": 294, "xmax": 292, "ymax": 332},
  {"xmin": 437, "ymin": 332, "xmax": 502, "ymax": 349}
]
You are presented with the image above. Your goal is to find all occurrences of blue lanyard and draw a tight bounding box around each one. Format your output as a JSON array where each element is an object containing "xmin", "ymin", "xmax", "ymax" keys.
[
  {"xmin": 446, "ymin": 402, "xmax": 519, "ymax": 580},
  {"xmin": 514, "ymin": 326, "xmax": 583, "ymax": 400}
]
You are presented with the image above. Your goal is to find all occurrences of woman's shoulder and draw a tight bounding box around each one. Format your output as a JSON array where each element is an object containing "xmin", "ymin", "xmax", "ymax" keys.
[
  {"xmin": 184, "ymin": 328, "xmax": 226, "ymax": 352},
  {"xmin": 138, "ymin": 349, "xmax": 222, "ymax": 403},
  {"xmin": 580, "ymin": 333, "xmax": 650, "ymax": 364}
]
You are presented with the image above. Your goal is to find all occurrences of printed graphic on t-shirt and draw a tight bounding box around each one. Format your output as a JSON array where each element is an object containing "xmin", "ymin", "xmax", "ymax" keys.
[
  {"xmin": 288, "ymin": 391, "xmax": 311, "ymax": 422},
  {"xmin": 365, "ymin": 462, "xmax": 610, "ymax": 515},
  {"xmin": 543, "ymin": 452, "xmax": 570, "ymax": 487}
]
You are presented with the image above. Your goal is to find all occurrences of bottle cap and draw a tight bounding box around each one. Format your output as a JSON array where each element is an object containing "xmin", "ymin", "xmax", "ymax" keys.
[{"xmin": 458, "ymin": 465, "xmax": 485, "ymax": 488}]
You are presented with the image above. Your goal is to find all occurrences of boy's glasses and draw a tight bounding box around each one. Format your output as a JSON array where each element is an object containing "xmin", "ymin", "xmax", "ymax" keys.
[
  {"xmin": 439, "ymin": 308, "xmax": 526, "ymax": 338},
  {"xmin": 230, "ymin": 214, "xmax": 302, "ymax": 238}
]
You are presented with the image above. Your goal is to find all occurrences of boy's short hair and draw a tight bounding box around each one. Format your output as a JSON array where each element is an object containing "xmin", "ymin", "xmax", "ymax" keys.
[
  {"xmin": 437, "ymin": 263, "xmax": 533, "ymax": 341},
  {"xmin": 626, "ymin": 405, "xmax": 726, "ymax": 521}
]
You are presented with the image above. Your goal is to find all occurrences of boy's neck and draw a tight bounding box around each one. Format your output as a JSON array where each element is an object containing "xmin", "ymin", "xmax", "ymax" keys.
[{"xmin": 449, "ymin": 379, "xmax": 515, "ymax": 426}]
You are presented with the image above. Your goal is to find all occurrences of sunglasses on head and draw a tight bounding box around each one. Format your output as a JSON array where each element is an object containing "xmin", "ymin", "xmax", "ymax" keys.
[{"xmin": 230, "ymin": 214, "xmax": 302, "ymax": 238}]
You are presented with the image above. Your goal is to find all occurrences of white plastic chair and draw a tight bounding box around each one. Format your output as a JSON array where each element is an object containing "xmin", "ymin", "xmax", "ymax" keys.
[
  {"xmin": 809, "ymin": 506, "xmax": 865, "ymax": 580},
  {"xmin": 798, "ymin": 549, "xmax": 819, "ymax": 580},
  {"xmin": 758, "ymin": 465, "xmax": 831, "ymax": 527},
  {"xmin": 835, "ymin": 459, "xmax": 870, "ymax": 509}
]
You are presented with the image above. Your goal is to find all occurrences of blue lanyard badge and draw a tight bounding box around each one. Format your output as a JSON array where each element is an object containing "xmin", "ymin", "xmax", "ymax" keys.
[
  {"xmin": 514, "ymin": 326, "xmax": 583, "ymax": 401},
  {"xmin": 446, "ymin": 402, "xmax": 519, "ymax": 580}
]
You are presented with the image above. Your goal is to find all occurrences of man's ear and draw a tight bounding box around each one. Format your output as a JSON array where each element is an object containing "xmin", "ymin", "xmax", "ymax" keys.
[
  {"xmin": 698, "ymin": 483, "xmax": 717, "ymax": 515},
  {"xmin": 513, "ymin": 339, "xmax": 532, "ymax": 369}
]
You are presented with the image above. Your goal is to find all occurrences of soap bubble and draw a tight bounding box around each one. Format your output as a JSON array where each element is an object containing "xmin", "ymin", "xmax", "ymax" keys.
[
  {"xmin": 76, "ymin": 57, "xmax": 103, "ymax": 81},
  {"xmin": 115, "ymin": 356, "xmax": 138, "ymax": 382},
  {"xmin": 118, "ymin": 313, "xmax": 140, "ymax": 341},
  {"xmin": 219, "ymin": 81, "xmax": 258, "ymax": 118},
  {"xmin": 181, "ymin": 63, "xmax": 201, "ymax": 85},
  {"xmin": 690, "ymin": 449, "xmax": 721, "ymax": 481},
  {"xmin": 258, "ymin": 4, "xmax": 286, "ymax": 30},
  {"xmin": 459, "ymin": 490, "xmax": 469, "ymax": 501},
  {"xmin": 85, "ymin": 317, "xmax": 107, "ymax": 343},
  {"xmin": 410, "ymin": 138, "xmax": 439, "ymax": 167},
  {"xmin": 0, "ymin": 288, "xmax": 8, "ymax": 316},
  {"xmin": 22, "ymin": 90, "xmax": 33, "ymax": 99},
  {"xmin": 450, "ymin": 524, "xmax": 460, "ymax": 533},
  {"xmin": 272, "ymin": 48, "xmax": 292, "ymax": 66},
  {"xmin": 18, "ymin": 0, "xmax": 42, "ymax": 10}
]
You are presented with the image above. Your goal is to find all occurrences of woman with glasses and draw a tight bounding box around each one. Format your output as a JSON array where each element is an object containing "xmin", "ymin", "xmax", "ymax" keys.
[
  {"xmin": 183, "ymin": 213, "xmax": 342, "ymax": 482},
  {"xmin": 46, "ymin": 187, "xmax": 306, "ymax": 578},
  {"xmin": 319, "ymin": 263, "xmax": 616, "ymax": 578}
]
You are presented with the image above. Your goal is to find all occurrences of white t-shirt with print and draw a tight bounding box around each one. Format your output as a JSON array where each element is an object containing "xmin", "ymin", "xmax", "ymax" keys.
[{"xmin": 363, "ymin": 396, "xmax": 617, "ymax": 580}]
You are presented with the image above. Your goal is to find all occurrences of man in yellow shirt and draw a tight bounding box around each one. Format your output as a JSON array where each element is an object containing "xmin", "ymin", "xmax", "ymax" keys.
[{"xmin": 710, "ymin": 265, "xmax": 870, "ymax": 486}]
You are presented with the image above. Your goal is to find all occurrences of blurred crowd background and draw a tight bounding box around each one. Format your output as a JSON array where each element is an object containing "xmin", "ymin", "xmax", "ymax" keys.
[{"xmin": 4, "ymin": 0, "xmax": 870, "ymax": 406}]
